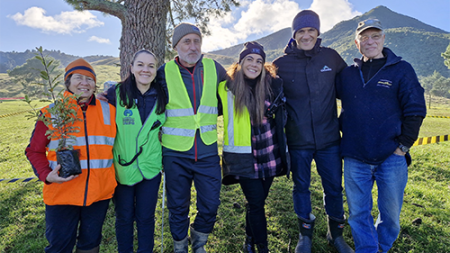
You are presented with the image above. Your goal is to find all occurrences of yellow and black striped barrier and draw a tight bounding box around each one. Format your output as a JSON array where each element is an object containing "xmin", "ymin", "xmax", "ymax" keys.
[
  {"xmin": 413, "ymin": 135, "xmax": 449, "ymax": 146},
  {"xmin": 0, "ymin": 110, "xmax": 30, "ymax": 118},
  {"xmin": 0, "ymin": 177, "xmax": 40, "ymax": 183},
  {"xmin": 426, "ymin": 115, "xmax": 450, "ymax": 119}
]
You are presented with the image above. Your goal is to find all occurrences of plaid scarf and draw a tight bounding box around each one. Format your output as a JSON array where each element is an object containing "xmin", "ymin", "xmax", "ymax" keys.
[{"xmin": 251, "ymin": 100, "xmax": 283, "ymax": 179}]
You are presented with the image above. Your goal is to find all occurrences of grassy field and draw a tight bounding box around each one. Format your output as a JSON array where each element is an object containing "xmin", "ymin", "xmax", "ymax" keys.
[{"xmin": 0, "ymin": 99, "xmax": 449, "ymax": 252}]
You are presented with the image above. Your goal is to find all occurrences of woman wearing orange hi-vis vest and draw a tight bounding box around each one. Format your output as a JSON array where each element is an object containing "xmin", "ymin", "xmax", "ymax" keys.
[{"xmin": 25, "ymin": 58, "xmax": 116, "ymax": 253}]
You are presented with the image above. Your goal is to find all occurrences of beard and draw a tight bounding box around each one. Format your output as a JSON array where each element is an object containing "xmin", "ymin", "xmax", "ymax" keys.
[{"xmin": 180, "ymin": 51, "xmax": 201, "ymax": 65}]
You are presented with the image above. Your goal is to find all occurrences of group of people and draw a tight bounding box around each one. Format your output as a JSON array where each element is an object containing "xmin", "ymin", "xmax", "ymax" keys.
[{"xmin": 25, "ymin": 9, "xmax": 426, "ymax": 253}]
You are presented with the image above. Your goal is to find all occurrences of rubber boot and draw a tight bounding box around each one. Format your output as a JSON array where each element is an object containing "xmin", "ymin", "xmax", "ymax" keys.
[
  {"xmin": 327, "ymin": 216, "xmax": 354, "ymax": 253},
  {"xmin": 190, "ymin": 225, "xmax": 209, "ymax": 253},
  {"xmin": 243, "ymin": 235, "xmax": 256, "ymax": 253},
  {"xmin": 75, "ymin": 246, "xmax": 99, "ymax": 253},
  {"xmin": 256, "ymin": 243, "xmax": 269, "ymax": 253},
  {"xmin": 295, "ymin": 213, "xmax": 315, "ymax": 253},
  {"xmin": 173, "ymin": 236, "xmax": 189, "ymax": 253}
]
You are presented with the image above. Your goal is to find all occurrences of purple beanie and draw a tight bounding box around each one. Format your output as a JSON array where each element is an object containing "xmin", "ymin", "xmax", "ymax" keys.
[
  {"xmin": 239, "ymin": 41, "xmax": 266, "ymax": 62},
  {"xmin": 292, "ymin": 10, "xmax": 320, "ymax": 38}
]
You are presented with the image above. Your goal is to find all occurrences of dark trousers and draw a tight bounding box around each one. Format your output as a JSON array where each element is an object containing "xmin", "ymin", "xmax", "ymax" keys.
[
  {"xmin": 290, "ymin": 145, "xmax": 344, "ymax": 219},
  {"xmin": 239, "ymin": 176, "xmax": 274, "ymax": 245},
  {"xmin": 114, "ymin": 174, "xmax": 162, "ymax": 253},
  {"xmin": 44, "ymin": 199, "xmax": 110, "ymax": 253},
  {"xmin": 163, "ymin": 155, "xmax": 221, "ymax": 241}
]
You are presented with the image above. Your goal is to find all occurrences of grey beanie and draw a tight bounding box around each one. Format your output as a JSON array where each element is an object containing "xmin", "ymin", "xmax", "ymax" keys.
[
  {"xmin": 292, "ymin": 10, "xmax": 320, "ymax": 38},
  {"xmin": 172, "ymin": 23, "xmax": 202, "ymax": 48}
]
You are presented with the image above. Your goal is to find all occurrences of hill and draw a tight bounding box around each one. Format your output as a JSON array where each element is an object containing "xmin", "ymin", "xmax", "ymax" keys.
[
  {"xmin": 0, "ymin": 49, "xmax": 118, "ymax": 73},
  {"xmin": 208, "ymin": 5, "xmax": 450, "ymax": 78}
]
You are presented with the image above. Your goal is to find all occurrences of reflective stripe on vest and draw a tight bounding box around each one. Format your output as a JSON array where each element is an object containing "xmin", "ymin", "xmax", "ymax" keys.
[
  {"xmin": 48, "ymin": 99, "xmax": 111, "ymax": 127},
  {"xmin": 42, "ymin": 91, "xmax": 117, "ymax": 206},
  {"xmin": 218, "ymin": 81, "xmax": 252, "ymax": 154},
  {"xmin": 49, "ymin": 159, "xmax": 113, "ymax": 170},
  {"xmin": 162, "ymin": 58, "xmax": 218, "ymax": 151},
  {"xmin": 48, "ymin": 136, "xmax": 115, "ymax": 150}
]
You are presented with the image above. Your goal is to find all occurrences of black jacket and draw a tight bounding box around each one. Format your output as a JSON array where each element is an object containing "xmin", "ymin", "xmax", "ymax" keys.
[{"xmin": 273, "ymin": 38, "xmax": 347, "ymax": 150}]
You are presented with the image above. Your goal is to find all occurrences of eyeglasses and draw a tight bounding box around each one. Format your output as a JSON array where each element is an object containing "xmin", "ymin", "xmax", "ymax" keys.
[
  {"xmin": 72, "ymin": 74, "xmax": 95, "ymax": 83},
  {"xmin": 358, "ymin": 33, "xmax": 383, "ymax": 43}
]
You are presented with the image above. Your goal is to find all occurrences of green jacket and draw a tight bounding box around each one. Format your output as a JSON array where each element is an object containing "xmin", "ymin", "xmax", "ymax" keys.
[{"xmin": 113, "ymin": 87, "xmax": 166, "ymax": 185}]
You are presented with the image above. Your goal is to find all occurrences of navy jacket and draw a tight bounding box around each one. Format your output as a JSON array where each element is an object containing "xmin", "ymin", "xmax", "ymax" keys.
[
  {"xmin": 336, "ymin": 48, "xmax": 426, "ymax": 165},
  {"xmin": 157, "ymin": 55, "xmax": 227, "ymax": 160},
  {"xmin": 273, "ymin": 38, "xmax": 347, "ymax": 150}
]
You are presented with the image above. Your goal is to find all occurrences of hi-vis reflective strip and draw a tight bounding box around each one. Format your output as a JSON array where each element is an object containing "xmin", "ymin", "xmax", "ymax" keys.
[
  {"xmin": 0, "ymin": 177, "xmax": 39, "ymax": 183},
  {"xmin": 426, "ymin": 115, "xmax": 450, "ymax": 119},
  {"xmin": 200, "ymin": 124, "xmax": 217, "ymax": 133},
  {"xmin": 166, "ymin": 108, "xmax": 194, "ymax": 117},
  {"xmin": 48, "ymin": 136, "xmax": 115, "ymax": 150},
  {"xmin": 223, "ymin": 89, "xmax": 251, "ymax": 154},
  {"xmin": 49, "ymin": 159, "xmax": 113, "ymax": 170},
  {"xmin": 161, "ymin": 127, "xmax": 195, "ymax": 137},
  {"xmin": 198, "ymin": 105, "xmax": 218, "ymax": 115},
  {"xmin": 413, "ymin": 135, "xmax": 449, "ymax": 146}
]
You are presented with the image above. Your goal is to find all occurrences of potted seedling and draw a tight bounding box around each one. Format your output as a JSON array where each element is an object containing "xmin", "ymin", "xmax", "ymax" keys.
[{"xmin": 25, "ymin": 47, "xmax": 82, "ymax": 178}]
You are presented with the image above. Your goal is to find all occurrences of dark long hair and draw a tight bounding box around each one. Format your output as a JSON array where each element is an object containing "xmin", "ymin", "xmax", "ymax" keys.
[
  {"xmin": 118, "ymin": 49, "xmax": 166, "ymax": 114},
  {"xmin": 226, "ymin": 59, "xmax": 277, "ymax": 125}
]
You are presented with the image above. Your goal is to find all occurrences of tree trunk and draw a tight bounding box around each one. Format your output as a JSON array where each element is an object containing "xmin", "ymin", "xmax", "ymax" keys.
[{"xmin": 119, "ymin": 0, "xmax": 170, "ymax": 79}]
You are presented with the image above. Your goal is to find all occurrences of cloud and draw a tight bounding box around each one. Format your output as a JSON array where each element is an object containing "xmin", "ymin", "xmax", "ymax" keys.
[
  {"xmin": 310, "ymin": 0, "xmax": 361, "ymax": 31},
  {"xmin": 203, "ymin": 0, "xmax": 300, "ymax": 52},
  {"xmin": 202, "ymin": 0, "xmax": 361, "ymax": 52},
  {"xmin": 88, "ymin": 36, "xmax": 111, "ymax": 44},
  {"xmin": 8, "ymin": 7, "xmax": 104, "ymax": 34}
]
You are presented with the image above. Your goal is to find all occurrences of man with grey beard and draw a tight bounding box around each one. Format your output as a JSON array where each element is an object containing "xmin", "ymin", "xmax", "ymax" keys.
[{"xmin": 156, "ymin": 22, "xmax": 227, "ymax": 253}]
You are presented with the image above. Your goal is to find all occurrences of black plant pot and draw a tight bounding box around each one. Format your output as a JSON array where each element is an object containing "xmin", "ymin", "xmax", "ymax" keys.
[{"xmin": 56, "ymin": 149, "xmax": 82, "ymax": 178}]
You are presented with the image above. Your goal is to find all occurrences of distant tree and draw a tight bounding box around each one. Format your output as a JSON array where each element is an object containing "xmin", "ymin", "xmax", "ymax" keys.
[
  {"xmin": 64, "ymin": 0, "xmax": 239, "ymax": 79},
  {"xmin": 8, "ymin": 56, "xmax": 63, "ymax": 98},
  {"xmin": 442, "ymin": 42, "xmax": 450, "ymax": 69},
  {"xmin": 420, "ymin": 71, "xmax": 450, "ymax": 108}
]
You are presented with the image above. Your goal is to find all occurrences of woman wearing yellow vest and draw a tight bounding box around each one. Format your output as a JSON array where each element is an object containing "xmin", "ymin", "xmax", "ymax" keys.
[
  {"xmin": 219, "ymin": 42, "xmax": 290, "ymax": 253},
  {"xmin": 104, "ymin": 49, "xmax": 166, "ymax": 253},
  {"xmin": 25, "ymin": 58, "xmax": 117, "ymax": 253}
]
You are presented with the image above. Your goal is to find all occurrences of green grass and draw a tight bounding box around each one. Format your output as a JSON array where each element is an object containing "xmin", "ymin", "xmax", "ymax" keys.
[{"xmin": 1, "ymin": 100, "xmax": 449, "ymax": 252}]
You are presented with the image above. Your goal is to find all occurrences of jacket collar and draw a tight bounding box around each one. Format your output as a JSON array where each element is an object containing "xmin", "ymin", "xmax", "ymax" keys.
[
  {"xmin": 353, "ymin": 47, "xmax": 402, "ymax": 69},
  {"xmin": 284, "ymin": 38, "xmax": 322, "ymax": 58},
  {"xmin": 64, "ymin": 90, "xmax": 96, "ymax": 106}
]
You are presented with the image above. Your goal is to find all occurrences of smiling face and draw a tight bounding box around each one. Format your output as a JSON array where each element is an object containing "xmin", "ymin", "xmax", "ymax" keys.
[
  {"xmin": 175, "ymin": 33, "xmax": 202, "ymax": 68},
  {"xmin": 131, "ymin": 52, "xmax": 157, "ymax": 89},
  {"xmin": 355, "ymin": 28, "xmax": 385, "ymax": 61},
  {"xmin": 241, "ymin": 53, "xmax": 263, "ymax": 80},
  {"xmin": 294, "ymin": 27, "xmax": 319, "ymax": 51},
  {"xmin": 67, "ymin": 73, "xmax": 96, "ymax": 101}
]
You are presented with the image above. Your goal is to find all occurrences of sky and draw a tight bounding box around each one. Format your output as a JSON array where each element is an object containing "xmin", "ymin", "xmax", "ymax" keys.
[{"xmin": 0, "ymin": 0, "xmax": 449, "ymax": 57}]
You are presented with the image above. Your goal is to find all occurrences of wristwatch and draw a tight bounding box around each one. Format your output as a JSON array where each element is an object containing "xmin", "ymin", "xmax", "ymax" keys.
[{"xmin": 398, "ymin": 143, "xmax": 410, "ymax": 153}]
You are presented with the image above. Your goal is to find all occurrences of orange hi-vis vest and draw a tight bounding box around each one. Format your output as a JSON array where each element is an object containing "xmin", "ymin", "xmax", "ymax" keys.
[{"xmin": 42, "ymin": 91, "xmax": 117, "ymax": 206}]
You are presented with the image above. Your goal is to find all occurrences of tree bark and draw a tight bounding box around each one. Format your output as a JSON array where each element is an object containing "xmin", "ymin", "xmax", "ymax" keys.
[
  {"xmin": 67, "ymin": 0, "xmax": 170, "ymax": 79},
  {"xmin": 119, "ymin": 0, "xmax": 170, "ymax": 79}
]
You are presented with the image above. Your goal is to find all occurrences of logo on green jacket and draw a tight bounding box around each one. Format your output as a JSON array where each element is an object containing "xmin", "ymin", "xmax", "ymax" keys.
[{"xmin": 123, "ymin": 109, "xmax": 135, "ymax": 125}]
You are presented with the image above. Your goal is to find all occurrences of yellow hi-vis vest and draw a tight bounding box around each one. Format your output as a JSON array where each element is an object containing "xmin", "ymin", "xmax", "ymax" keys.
[
  {"xmin": 162, "ymin": 58, "xmax": 218, "ymax": 151},
  {"xmin": 218, "ymin": 81, "xmax": 252, "ymax": 154}
]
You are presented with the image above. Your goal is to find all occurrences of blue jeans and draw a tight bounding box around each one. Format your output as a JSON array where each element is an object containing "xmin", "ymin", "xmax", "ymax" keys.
[
  {"xmin": 114, "ymin": 174, "xmax": 161, "ymax": 253},
  {"xmin": 344, "ymin": 154, "xmax": 408, "ymax": 253},
  {"xmin": 163, "ymin": 155, "xmax": 221, "ymax": 241},
  {"xmin": 45, "ymin": 199, "xmax": 110, "ymax": 253},
  {"xmin": 239, "ymin": 176, "xmax": 274, "ymax": 245},
  {"xmin": 290, "ymin": 145, "xmax": 344, "ymax": 219}
]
